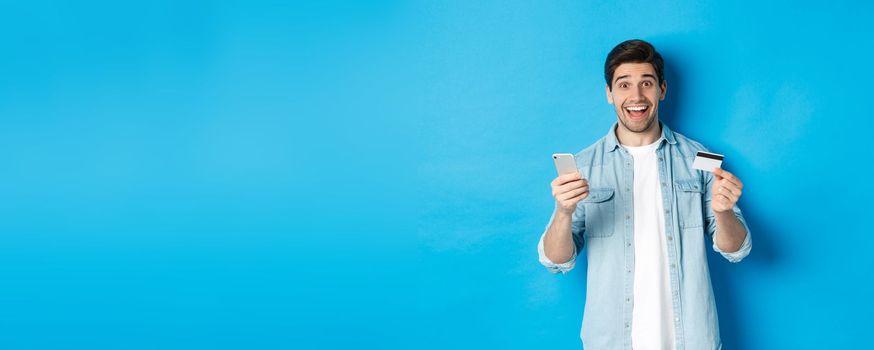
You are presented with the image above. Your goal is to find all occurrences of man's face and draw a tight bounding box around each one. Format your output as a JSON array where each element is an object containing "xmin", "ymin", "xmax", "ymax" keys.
[{"xmin": 606, "ymin": 62, "xmax": 666, "ymax": 133}]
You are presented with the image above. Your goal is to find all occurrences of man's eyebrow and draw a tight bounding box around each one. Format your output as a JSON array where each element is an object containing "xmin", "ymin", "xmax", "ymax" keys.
[{"xmin": 613, "ymin": 74, "xmax": 657, "ymax": 83}]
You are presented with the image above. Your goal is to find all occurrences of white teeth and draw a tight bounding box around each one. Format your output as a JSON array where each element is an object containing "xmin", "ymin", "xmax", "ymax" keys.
[{"xmin": 625, "ymin": 106, "xmax": 647, "ymax": 111}]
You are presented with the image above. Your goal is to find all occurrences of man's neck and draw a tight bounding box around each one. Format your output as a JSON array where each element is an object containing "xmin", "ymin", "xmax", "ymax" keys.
[{"xmin": 616, "ymin": 120, "xmax": 662, "ymax": 147}]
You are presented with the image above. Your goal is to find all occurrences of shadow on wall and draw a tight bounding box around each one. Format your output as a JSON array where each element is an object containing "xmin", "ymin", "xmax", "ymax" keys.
[
  {"xmin": 658, "ymin": 52, "xmax": 687, "ymax": 130},
  {"xmin": 659, "ymin": 48, "xmax": 781, "ymax": 350},
  {"xmin": 708, "ymin": 199, "xmax": 779, "ymax": 350}
]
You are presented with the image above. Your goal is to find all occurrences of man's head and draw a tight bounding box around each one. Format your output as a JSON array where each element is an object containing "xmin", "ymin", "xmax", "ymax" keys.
[{"xmin": 604, "ymin": 39, "xmax": 666, "ymax": 134}]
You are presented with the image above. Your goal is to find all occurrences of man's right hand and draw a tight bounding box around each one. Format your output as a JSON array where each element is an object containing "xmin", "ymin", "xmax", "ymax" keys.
[{"xmin": 551, "ymin": 172, "xmax": 589, "ymax": 215}]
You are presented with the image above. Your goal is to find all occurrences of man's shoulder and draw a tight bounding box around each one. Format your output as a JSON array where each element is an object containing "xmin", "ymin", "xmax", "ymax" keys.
[
  {"xmin": 669, "ymin": 129, "xmax": 711, "ymax": 157},
  {"xmin": 575, "ymin": 137, "xmax": 607, "ymax": 156},
  {"xmin": 572, "ymin": 135, "xmax": 611, "ymax": 168}
]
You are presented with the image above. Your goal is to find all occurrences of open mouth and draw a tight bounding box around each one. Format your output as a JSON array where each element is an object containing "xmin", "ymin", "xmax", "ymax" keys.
[{"xmin": 624, "ymin": 105, "xmax": 649, "ymax": 120}]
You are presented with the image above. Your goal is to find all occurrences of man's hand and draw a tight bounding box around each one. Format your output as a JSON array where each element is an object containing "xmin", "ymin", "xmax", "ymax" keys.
[
  {"xmin": 551, "ymin": 172, "xmax": 589, "ymax": 215},
  {"xmin": 711, "ymin": 168, "xmax": 744, "ymax": 213}
]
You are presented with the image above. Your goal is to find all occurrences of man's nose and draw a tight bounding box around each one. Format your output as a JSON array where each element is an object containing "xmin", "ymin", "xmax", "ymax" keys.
[{"xmin": 633, "ymin": 85, "xmax": 645, "ymax": 99}]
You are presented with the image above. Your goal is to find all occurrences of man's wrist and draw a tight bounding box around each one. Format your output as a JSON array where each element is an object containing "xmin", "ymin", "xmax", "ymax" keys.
[
  {"xmin": 714, "ymin": 209, "xmax": 735, "ymax": 221},
  {"xmin": 554, "ymin": 206, "xmax": 574, "ymax": 219}
]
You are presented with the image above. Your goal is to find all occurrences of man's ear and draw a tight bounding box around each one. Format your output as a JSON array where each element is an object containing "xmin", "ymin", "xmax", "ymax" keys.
[
  {"xmin": 659, "ymin": 80, "xmax": 667, "ymax": 101},
  {"xmin": 606, "ymin": 84, "xmax": 614, "ymax": 104}
]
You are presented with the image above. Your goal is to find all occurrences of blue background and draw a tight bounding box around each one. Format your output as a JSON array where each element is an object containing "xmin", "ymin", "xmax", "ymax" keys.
[{"xmin": 1, "ymin": 1, "xmax": 871, "ymax": 349}]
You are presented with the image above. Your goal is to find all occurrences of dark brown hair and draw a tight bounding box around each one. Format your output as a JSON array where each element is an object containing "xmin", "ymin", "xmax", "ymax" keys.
[{"xmin": 604, "ymin": 39, "xmax": 664, "ymax": 90}]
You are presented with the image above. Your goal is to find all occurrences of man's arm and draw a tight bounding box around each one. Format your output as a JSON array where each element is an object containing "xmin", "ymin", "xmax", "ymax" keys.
[
  {"xmin": 543, "ymin": 210, "xmax": 576, "ymax": 264},
  {"xmin": 709, "ymin": 168, "xmax": 751, "ymax": 259},
  {"xmin": 714, "ymin": 210, "xmax": 747, "ymax": 253},
  {"xmin": 538, "ymin": 172, "xmax": 588, "ymax": 272}
]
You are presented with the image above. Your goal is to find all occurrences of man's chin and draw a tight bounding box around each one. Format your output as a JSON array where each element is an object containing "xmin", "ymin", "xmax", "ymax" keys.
[{"xmin": 619, "ymin": 116, "xmax": 656, "ymax": 133}]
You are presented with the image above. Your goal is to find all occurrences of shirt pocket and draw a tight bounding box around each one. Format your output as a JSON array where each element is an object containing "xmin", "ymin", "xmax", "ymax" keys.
[
  {"xmin": 581, "ymin": 187, "xmax": 615, "ymax": 238},
  {"xmin": 674, "ymin": 179, "xmax": 704, "ymax": 228}
]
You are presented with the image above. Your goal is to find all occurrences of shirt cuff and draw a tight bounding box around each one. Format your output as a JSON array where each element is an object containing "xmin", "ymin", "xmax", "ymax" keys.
[
  {"xmin": 538, "ymin": 230, "xmax": 576, "ymax": 274},
  {"xmin": 712, "ymin": 228, "xmax": 752, "ymax": 263}
]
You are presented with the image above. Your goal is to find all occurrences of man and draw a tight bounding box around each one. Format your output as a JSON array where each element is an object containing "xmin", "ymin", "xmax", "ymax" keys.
[{"xmin": 537, "ymin": 39, "xmax": 751, "ymax": 350}]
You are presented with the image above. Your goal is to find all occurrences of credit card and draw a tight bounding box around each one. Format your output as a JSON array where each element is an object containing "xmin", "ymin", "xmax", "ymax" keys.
[{"xmin": 692, "ymin": 151, "xmax": 724, "ymax": 172}]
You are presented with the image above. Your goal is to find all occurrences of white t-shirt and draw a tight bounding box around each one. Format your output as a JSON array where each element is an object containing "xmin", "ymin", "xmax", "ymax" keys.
[{"xmin": 623, "ymin": 141, "xmax": 676, "ymax": 350}]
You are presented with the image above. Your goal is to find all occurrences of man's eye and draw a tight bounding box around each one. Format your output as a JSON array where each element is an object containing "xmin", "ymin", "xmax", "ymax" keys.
[
  {"xmin": 643, "ymin": 81, "xmax": 652, "ymax": 87},
  {"xmin": 619, "ymin": 83, "xmax": 628, "ymax": 88}
]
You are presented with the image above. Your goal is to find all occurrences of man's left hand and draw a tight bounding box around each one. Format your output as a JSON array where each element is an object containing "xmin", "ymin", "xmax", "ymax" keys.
[{"xmin": 711, "ymin": 168, "xmax": 744, "ymax": 213}]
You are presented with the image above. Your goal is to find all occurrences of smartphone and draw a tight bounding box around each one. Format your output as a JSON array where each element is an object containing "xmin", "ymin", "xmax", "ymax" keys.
[{"xmin": 552, "ymin": 153, "xmax": 578, "ymax": 176}]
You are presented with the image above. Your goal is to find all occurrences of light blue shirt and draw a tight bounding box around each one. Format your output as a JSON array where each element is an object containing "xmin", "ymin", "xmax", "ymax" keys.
[{"xmin": 537, "ymin": 122, "xmax": 751, "ymax": 349}]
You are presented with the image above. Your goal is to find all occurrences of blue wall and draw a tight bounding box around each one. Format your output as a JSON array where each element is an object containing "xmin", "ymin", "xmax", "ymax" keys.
[{"xmin": 1, "ymin": 1, "xmax": 870, "ymax": 349}]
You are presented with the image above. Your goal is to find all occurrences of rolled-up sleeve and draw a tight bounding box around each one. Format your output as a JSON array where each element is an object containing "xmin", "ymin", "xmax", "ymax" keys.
[
  {"xmin": 538, "ymin": 230, "xmax": 577, "ymax": 273},
  {"xmin": 537, "ymin": 208, "xmax": 585, "ymax": 274},
  {"xmin": 710, "ymin": 207, "xmax": 753, "ymax": 263}
]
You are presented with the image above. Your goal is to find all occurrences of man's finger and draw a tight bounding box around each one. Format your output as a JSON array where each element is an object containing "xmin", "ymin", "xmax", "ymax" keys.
[
  {"xmin": 555, "ymin": 179, "xmax": 586, "ymax": 194},
  {"xmin": 717, "ymin": 180, "xmax": 742, "ymax": 197},
  {"xmin": 716, "ymin": 184, "xmax": 740, "ymax": 201},
  {"xmin": 557, "ymin": 186, "xmax": 589, "ymax": 201},
  {"xmin": 558, "ymin": 184, "xmax": 588, "ymax": 199},
  {"xmin": 715, "ymin": 193, "xmax": 736, "ymax": 206},
  {"xmin": 565, "ymin": 189, "xmax": 590, "ymax": 202},
  {"xmin": 714, "ymin": 168, "xmax": 743, "ymax": 189},
  {"xmin": 552, "ymin": 172, "xmax": 582, "ymax": 186}
]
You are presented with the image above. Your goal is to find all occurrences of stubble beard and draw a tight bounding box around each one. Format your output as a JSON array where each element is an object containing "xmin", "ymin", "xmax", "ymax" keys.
[{"xmin": 617, "ymin": 108, "xmax": 658, "ymax": 134}]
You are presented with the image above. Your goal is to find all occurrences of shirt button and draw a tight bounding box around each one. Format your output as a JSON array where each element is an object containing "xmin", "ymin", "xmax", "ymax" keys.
[
  {"xmin": 670, "ymin": 264, "xmax": 676, "ymax": 268},
  {"xmin": 626, "ymin": 215, "xmax": 631, "ymax": 220},
  {"xmin": 667, "ymin": 236, "xmax": 673, "ymax": 241},
  {"xmin": 626, "ymin": 298, "xmax": 630, "ymax": 302},
  {"xmin": 661, "ymin": 182, "xmax": 665, "ymax": 186},
  {"xmin": 627, "ymin": 243, "xmax": 631, "ymax": 247},
  {"xmin": 625, "ymin": 322, "xmax": 630, "ymax": 328},
  {"xmin": 675, "ymin": 317, "xmax": 680, "ymax": 322},
  {"xmin": 665, "ymin": 209, "xmax": 670, "ymax": 214}
]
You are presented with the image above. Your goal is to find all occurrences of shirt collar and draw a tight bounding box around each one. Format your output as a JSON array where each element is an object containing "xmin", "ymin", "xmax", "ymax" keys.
[{"xmin": 605, "ymin": 121, "xmax": 677, "ymax": 152}]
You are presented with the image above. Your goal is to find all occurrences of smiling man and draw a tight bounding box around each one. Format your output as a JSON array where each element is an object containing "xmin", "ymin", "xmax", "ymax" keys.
[{"xmin": 537, "ymin": 39, "xmax": 752, "ymax": 349}]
